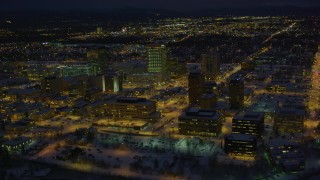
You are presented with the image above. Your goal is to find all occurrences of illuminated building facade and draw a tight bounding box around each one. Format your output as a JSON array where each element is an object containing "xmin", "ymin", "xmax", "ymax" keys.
[
  {"xmin": 274, "ymin": 107, "xmax": 305, "ymax": 133},
  {"xmin": 266, "ymin": 140, "xmax": 305, "ymax": 172},
  {"xmin": 147, "ymin": 44, "xmax": 167, "ymax": 73},
  {"xmin": 232, "ymin": 112, "xmax": 264, "ymax": 137},
  {"xmin": 58, "ymin": 64, "xmax": 100, "ymax": 77},
  {"xmin": 178, "ymin": 108, "xmax": 223, "ymax": 136},
  {"xmin": 104, "ymin": 97, "xmax": 160, "ymax": 120},
  {"xmin": 224, "ymin": 134, "xmax": 257, "ymax": 160}
]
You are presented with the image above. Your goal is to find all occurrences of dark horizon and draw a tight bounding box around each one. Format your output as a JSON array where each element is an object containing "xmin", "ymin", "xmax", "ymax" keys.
[
  {"xmin": 1, "ymin": 0, "xmax": 320, "ymax": 12},
  {"xmin": 1, "ymin": 6, "xmax": 320, "ymax": 19}
]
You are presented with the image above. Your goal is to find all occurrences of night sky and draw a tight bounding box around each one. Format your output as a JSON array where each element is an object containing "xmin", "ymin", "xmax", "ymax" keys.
[{"xmin": 1, "ymin": 0, "xmax": 320, "ymax": 11}]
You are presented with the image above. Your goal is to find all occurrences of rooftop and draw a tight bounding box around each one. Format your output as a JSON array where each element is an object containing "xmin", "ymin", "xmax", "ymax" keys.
[
  {"xmin": 276, "ymin": 107, "xmax": 305, "ymax": 116},
  {"xmin": 181, "ymin": 108, "xmax": 222, "ymax": 119},
  {"xmin": 106, "ymin": 97, "xmax": 155, "ymax": 105},
  {"xmin": 225, "ymin": 134, "xmax": 257, "ymax": 142},
  {"xmin": 233, "ymin": 111, "xmax": 264, "ymax": 122}
]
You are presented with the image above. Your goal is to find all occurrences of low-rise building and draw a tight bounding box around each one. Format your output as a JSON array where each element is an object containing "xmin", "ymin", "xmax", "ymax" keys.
[
  {"xmin": 224, "ymin": 134, "xmax": 257, "ymax": 160},
  {"xmin": 232, "ymin": 112, "xmax": 264, "ymax": 136},
  {"xmin": 104, "ymin": 97, "xmax": 160, "ymax": 121},
  {"xmin": 5, "ymin": 119, "xmax": 35, "ymax": 137},
  {"xmin": 266, "ymin": 139, "xmax": 305, "ymax": 172},
  {"xmin": 29, "ymin": 126, "xmax": 62, "ymax": 138},
  {"xmin": 1, "ymin": 136, "xmax": 32, "ymax": 153},
  {"xmin": 30, "ymin": 108, "xmax": 55, "ymax": 121},
  {"xmin": 274, "ymin": 107, "xmax": 304, "ymax": 133}
]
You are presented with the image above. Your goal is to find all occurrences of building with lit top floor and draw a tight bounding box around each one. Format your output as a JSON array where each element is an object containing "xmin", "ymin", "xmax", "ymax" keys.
[{"xmin": 178, "ymin": 108, "xmax": 223, "ymax": 136}]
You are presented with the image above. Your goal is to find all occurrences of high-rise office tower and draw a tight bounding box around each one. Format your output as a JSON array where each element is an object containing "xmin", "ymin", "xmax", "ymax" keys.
[
  {"xmin": 229, "ymin": 74, "xmax": 244, "ymax": 109},
  {"xmin": 188, "ymin": 71, "xmax": 205, "ymax": 105},
  {"xmin": 147, "ymin": 44, "xmax": 167, "ymax": 73},
  {"xmin": 201, "ymin": 52, "xmax": 220, "ymax": 81}
]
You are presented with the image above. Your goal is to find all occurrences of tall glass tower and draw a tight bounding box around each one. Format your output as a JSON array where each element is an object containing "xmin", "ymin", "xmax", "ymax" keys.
[{"xmin": 147, "ymin": 44, "xmax": 167, "ymax": 73}]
